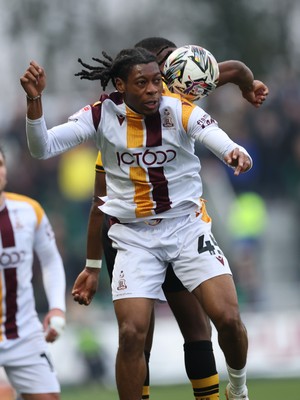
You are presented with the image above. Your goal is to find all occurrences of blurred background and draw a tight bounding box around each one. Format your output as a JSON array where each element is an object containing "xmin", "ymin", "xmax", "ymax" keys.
[{"xmin": 1, "ymin": 0, "xmax": 300, "ymax": 389}]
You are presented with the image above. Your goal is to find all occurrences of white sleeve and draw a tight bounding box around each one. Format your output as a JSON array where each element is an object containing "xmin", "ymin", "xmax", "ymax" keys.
[
  {"xmin": 26, "ymin": 105, "xmax": 96, "ymax": 159},
  {"xmin": 34, "ymin": 213, "xmax": 66, "ymax": 312},
  {"xmin": 187, "ymin": 108, "xmax": 253, "ymax": 168}
]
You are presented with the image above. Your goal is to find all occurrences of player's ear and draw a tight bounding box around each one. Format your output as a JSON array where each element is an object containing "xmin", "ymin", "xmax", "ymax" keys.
[{"xmin": 115, "ymin": 77, "xmax": 125, "ymax": 93}]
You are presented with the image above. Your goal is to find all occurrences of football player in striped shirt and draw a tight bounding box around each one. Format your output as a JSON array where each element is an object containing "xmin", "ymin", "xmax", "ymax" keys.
[
  {"xmin": 21, "ymin": 46, "xmax": 256, "ymax": 400},
  {"xmin": 73, "ymin": 38, "xmax": 268, "ymax": 400},
  {"xmin": 0, "ymin": 146, "xmax": 66, "ymax": 400}
]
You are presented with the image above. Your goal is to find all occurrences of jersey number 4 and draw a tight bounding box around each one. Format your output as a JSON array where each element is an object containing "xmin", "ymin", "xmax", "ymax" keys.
[{"xmin": 197, "ymin": 234, "xmax": 223, "ymax": 256}]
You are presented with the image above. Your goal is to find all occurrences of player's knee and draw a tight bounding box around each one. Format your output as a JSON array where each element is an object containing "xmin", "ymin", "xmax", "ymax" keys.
[
  {"xmin": 118, "ymin": 323, "xmax": 146, "ymax": 355},
  {"xmin": 214, "ymin": 309, "xmax": 245, "ymax": 336}
]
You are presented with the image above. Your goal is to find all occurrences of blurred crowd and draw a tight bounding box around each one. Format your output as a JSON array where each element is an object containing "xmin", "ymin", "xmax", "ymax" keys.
[{"xmin": 2, "ymin": 68, "xmax": 300, "ymax": 313}]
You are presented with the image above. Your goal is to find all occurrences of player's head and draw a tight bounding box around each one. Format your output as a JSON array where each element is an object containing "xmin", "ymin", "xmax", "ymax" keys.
[
  {"xmin": 0, "ymin": 145, "xmax": 7, "ymax": 195},
  {"xmin": 76, "ymin": 47, "xmax": 163, "ymax": 115},
  {"xmin": 134, "ymin": 37, "xmax": 177, "ymax": 72}
]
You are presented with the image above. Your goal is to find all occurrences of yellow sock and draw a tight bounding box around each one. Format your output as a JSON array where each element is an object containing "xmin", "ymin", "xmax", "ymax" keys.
[
  {"xmin": 190, "ymin": 373, "xmax": 219, "ymax": 399},
  {"xmin": 142, "ymin": 385, "xmax": 150, "ymax": 399}
]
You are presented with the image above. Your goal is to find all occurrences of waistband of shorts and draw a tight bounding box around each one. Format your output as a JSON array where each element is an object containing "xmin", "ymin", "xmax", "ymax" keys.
[{"xmin": 110, "ymin": 216, "xmax": 163, "ymax": 226}]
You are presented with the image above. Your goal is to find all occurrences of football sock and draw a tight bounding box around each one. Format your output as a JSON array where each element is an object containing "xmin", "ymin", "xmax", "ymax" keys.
[
  {"xmin": 184, "ymin": 340, "xmax": 219, "ymax": 400},
  {"xmin": 142, "ymin": 350, "xmax": 151, "ymax": 399},
  {"xmin": 226, "ymin": 364, "xmax": 247, "ymax": 394}
]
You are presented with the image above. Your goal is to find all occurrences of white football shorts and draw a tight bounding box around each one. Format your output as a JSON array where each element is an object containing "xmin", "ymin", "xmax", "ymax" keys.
[
  {"xmin": 1, "ymin": 331, "xmax": 60, "ymax": 394},
  {"xmin": 109, "ymin": 207, "xmax": 232, "ymax": 301}
]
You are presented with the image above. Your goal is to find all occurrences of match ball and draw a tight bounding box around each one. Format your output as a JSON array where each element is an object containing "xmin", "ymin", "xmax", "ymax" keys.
[{"xmin": 163, "ymin": 45, "xmax": 219, "ymax": 102}]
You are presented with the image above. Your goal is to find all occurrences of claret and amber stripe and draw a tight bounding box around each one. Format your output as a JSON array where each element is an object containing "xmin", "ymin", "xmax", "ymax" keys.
[
  {"xmin": 0, "ymin": 205, "xmax": 17, "ymax": 341},
  {"xmin": 126, "ymin": 107, "xmax": 171, "ymax": 217}
]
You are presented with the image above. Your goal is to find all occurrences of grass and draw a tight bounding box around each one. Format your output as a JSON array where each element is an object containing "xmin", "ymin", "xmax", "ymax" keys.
[{"xmin": 61, "ymin": 378, "xmax": 300, "ymax": 399}]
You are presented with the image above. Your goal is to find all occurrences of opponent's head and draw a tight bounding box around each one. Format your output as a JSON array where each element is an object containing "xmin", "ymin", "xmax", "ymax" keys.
[{"xmin": 134, "ymin": 37, "xmax": 177, "ymax": 72}]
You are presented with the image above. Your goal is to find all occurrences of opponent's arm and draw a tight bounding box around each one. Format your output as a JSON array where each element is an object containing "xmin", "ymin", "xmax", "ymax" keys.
[
  {"xmin": 217, "ymin": 60, "xmax": 269, "ymax": 108},
  {"xmin": 72, "ymin": 163, "xmax": 106, "ymax": 306}
]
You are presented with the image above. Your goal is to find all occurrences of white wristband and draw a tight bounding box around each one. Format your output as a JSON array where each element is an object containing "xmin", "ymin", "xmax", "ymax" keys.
[{"xmin": 86, "ymin": 259, "xmax": 102, "ymax": 268}]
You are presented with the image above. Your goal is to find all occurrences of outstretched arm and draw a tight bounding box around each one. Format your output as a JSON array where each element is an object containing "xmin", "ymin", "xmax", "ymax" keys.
[
  {"xmin": 217, "ymin": 60, "xmax": 269, "ymax": 107},
  {"xmin": 72, "ymin": 163, "xmax": 106, "ymax": 306}
]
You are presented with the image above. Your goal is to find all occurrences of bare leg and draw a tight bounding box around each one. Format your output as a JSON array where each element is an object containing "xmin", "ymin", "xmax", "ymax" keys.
[
  {"xmin": 143, "ymin": 309, "xmax": 155, "ymax": 399},
  {"xmin": 193, "ymin": 274, "xmax": 248, "ymax": 369},
  {"xmin": 114, "ymin": 298, "xmax": 154, "ymax": 400},
  {"xmin": 166, "ymin": 290, "xmax": 219, "ymax": 399}
]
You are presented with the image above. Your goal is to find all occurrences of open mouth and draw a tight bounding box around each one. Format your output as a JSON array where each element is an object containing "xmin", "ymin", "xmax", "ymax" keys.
[{"xmin": 144, "ymin": 100, "xmax": 159, "ymax": 111}]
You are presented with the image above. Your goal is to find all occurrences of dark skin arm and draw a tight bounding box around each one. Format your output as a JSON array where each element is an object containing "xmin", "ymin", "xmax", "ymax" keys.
[
  {"xmin": 72, "ymin": 169, "xmax": 106, "ymax": 305},
  {"xmin": 217, "ymin": 60, "xmax": 269, "ymax": 108}
]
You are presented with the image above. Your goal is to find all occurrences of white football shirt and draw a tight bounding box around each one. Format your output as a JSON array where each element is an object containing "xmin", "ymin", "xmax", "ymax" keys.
[
  {"xmin": 0, "ymin": 193, "xmax": 65, "ymax": 350},
  {"xmin": 26, "ymin": 90, "xmax": 251, "ymax": 222}
]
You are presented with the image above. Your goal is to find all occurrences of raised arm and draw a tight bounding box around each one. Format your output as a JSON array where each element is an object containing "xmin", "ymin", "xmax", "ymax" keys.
[
  {"xmin": 20, "ymin": 60, "xmax": 45, "ymax": 120},
  {"xmin": 217, "ymin": 60, "xmax": 269, "ymax": 108}
]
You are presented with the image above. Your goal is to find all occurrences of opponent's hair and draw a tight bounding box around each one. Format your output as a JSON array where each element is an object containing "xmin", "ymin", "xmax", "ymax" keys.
[
  {"xmin": 134, "ymin": 37, "xmax": 177, "ymax": 67},
  {"xmin": 75, "ymin": 47, "xmax": 157, "ymax": 90},
  {"xmin": 134, "ymin": 37, "xmax": 176, "ymax": 53}
]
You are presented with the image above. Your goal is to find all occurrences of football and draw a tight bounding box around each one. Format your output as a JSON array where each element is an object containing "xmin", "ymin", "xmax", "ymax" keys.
[{"xmin": 163, "ymin": 45, "xmax": 220, "ymax": 102}]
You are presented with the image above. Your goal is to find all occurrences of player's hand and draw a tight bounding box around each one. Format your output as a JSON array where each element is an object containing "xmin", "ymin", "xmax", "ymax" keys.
[
  {"xmin": 72, "ymin": 267, "xmax": 100, "ymax": 306},
  {"xmin": 241, "ymin": 80, "xmax": 269, "ymax": 108},
  {"xmin": 224, "ymin": 148, "xmax": 252, "ymax": 176},
  {"xmin": 20, "ymin": 60, "xmax": 46, "ymax": 98},
  {"xmin": 43, "ymin": 309, "xmax": 65, "ymax": 343}
]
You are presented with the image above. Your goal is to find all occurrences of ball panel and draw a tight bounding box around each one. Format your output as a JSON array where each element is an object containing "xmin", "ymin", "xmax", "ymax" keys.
[{"xmin": 163, "ymin": 45, "xmax": 219, "ymax": 101}]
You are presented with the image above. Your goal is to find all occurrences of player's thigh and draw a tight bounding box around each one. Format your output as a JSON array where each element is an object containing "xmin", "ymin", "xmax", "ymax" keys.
[
  {"xmin": 114, "ymin": 297, "xmax": 155, "ymax": 338},
  {"xmin": 163, "ymin": 264, "xmax": 211, "ymax": 341},
  {"xmin": 193, "ymin": 274, "xmax": 240, "ymax": 326},
  {"xmin": 162, "ymin": 264, "xmax": 186, "ymax": 292},
  {"xmin": 165, "ymin": 289, "xmax": 211, "ymax": 341}
]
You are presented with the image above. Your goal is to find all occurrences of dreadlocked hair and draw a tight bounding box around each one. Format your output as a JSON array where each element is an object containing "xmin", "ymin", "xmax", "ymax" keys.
[
  {"xmin": 75, "ymin": 47, "xmax": 157, "ymax": 90},
  {"xmin": 75, "ymin": 51, "xmax": 113, "ymax": 90}
]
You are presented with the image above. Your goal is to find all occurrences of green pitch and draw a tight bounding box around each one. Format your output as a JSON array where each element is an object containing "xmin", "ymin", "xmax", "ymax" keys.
[{"xmin": 61, "ymin": 378, "xmax": 300, "ymax": 399}]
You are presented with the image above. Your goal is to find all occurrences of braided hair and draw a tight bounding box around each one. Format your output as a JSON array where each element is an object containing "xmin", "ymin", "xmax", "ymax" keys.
[{"xmin": 75, "ymin": 47, "xmax": 157, "ymax": 90}]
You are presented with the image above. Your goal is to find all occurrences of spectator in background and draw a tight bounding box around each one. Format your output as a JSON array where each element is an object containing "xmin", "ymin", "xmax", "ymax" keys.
[{"xmin": 227, "ymin": 191, "xmax": 267, "ymax": 309}]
